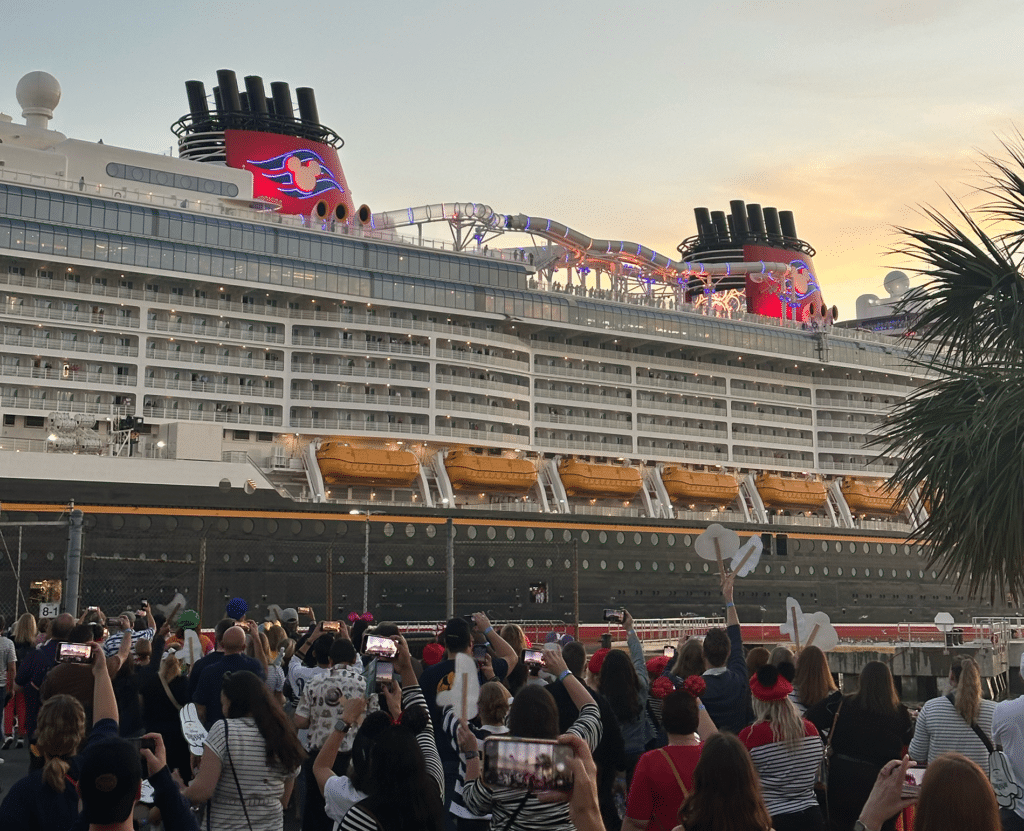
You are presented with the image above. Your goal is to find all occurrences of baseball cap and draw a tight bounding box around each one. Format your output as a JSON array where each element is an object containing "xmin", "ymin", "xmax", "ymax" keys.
[
  {"xmin": 120, "ymin": 611, "xmax": 137, "ymax": 626},
  {"xmin": 226, "ymin": 597, "xmax": 248, "ymax": 620},
  {"xmin": 77, "ymin": 737, "xmax": 143, "ymax": 824},
  {"xmin": 281, "ymin": 607, "xmax": 299, "ymax": 624},
  {"xmin": 177, "ymin": 609, "xmax": 200, "ymax": 630}
]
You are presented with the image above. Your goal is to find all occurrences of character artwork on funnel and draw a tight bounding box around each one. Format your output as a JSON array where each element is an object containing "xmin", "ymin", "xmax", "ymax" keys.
[{"xmin": 248, "ymin": 148, "xmax": 341, "ymax": 199}]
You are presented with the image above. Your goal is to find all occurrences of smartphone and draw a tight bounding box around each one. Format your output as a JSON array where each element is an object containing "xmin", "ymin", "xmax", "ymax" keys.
[
  {"xmin": 297, "ymin": 606, "xmax": 313, "ymax": 617},
  {"xmin": 376, "ymin": 661, "xmax": 394, "ymax": 686},
  {"xmin": 363, "ymin": 658, "xmax": 378, "ymax": 699},
  {"xmin": 58, "ymin": 643, "xmax": 92, "ymax": 663},
  {"xmin": 362, "ymin": 633, "xmax": 398, "ymax": 658},
  {"xmin": 902, "ymin": 766, "xmax": 925, "ymax": 797},
  {"xmin": 603, "ymin": 609, "xmax": 624, "ymax": 624},
  {"xmin": 482, "ymin": 736, "xmax": 575, "ymax": 791},
  {"xmin": 523, "ymin": 649, "xmax": 544, "ymax": 666},
  {"xmin": 106, "ymin": 617, "xmax": 123, "ymax": 628},
  {"xmin": 321, "ymin": 621, "xmax": 341, "ymax": 633},
  {"xmin": 126, "ymin": 737, "xmax": 157, "ymax": 752},
  {"xmin": 473, "ymin": 644, "xmax": 489, "ymax": 665},
  {"xmin": 663, "ymin": 645, "xmax": 676, "ymax": 658}
]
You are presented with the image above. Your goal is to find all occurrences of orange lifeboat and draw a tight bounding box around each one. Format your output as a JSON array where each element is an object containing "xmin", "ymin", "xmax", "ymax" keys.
[
  {"xmin": 662, "ymin": 467, "xmax": 739, "ymax": 506},
  {"xmin": 755, "ymin": 473, "xmax": 827, "ymax": 511},
  {"xmin": 842, "ymin": 478, "xmax": 906, "ymax": 516},
  {"xmin": 316, "ymin": 441, "xmax": 419, "ymax": 487},
  {"xmin": 445, "ymin": 449, "xmax": 537, "ymax": 493},
  {"xmin": 558, "ymin": 458, "xmax": 642, "ymax": 499}
]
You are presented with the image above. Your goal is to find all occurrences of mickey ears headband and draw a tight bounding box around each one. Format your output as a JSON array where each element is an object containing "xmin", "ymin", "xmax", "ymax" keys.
[{"xmin": 347, "ymin": 612, "xmax": 375, "ymax": 623}]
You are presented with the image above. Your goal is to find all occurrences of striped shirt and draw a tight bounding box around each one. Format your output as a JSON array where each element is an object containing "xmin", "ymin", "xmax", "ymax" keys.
[
  {"xmin": 909, "ymin": 694, "xmax": 996, "ymax": 770},
  {"xmin": 442, "ymin": 705, "xmax": 509, "ymax": 819},
  {"xmin": 337, "ymin": 685, "xmax": 445, "ymax": 831},
  {"xmin": 739, "ymin": 720, "xmax": 824, "ymax": 818},
  {"xmin": 462, "ymin": 702, "xmax": 603, "ymax": 831},
  {"xmin": 102, "ymin": 627, "xmax": 155, "ymax": 657}
]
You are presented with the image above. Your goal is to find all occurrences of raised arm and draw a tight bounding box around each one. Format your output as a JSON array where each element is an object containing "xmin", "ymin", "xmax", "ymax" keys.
[
  {"xmin": 473, "ymin": 612, "xmax": 518, "ymax": 673},
  {"xmin": 314, "ymin": 696, "xmax": 367, "ymax": 795},
  {"xmin": 622, "ymin": 610, "xmax": 649, "ymax": 691},
  {"xmin": 544, "ymin": 647, "xmax": 597, "ymax": 714},
  {"xmin": 722, "ymin": 571, "xmax": 739, "ymax": 627},
  {"xmin": 91, "ymin": 641, "xmax": 118, "ymax": 725}
]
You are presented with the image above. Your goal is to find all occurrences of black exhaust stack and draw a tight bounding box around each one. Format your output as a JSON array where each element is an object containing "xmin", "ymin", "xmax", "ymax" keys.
[
  {"xmin": 729, "ymin": 200, "xmax": 750, "ymax": 244},
  {"xmin": 244, "ymin": 76, "xmax": 269, "ymax": 115},
  {"xmin": 270, "ymin": 82, "xmax": 294, "ymax": 119},
  {"xmin": 296, "ymin": 87, "xmax": 320, "ymax": 125},
  {"xmin": 693, "ymin": 207, "xmax": 713, "ymax": 245},
  {"xmin": 746, "ymin": 203, "xmax": 766, "ymax": 240},
  {"xmin": 215, "ymin": 69, "xmax": 242, "ymax": 113},
  {"xmin": 763, "ymin": 207, "xmax": 784, "ymax": 244},
  {"xmin": 779, "ymin": 210, "xmax": 799, "ymax": 246},
  {"xmin": 710, "ymin": 211, "xmax": 730, "ymax": 243}
]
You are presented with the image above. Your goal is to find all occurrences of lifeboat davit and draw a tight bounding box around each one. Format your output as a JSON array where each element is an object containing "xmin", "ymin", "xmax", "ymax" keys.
[
  {"xmin": 316, "ymin": 441, "xmax": 419, "ymax": 487},
  {"xmin": 842, "ymin": 478, "xmax": 906, "ymax": 516},
  {"xmin": 558, "ymin": 459, "xmax": 642, "ymax": 499},
  {"xmin": 755, "ymin": 473, "xmax": 827, "ymax": 511},
  {"xmin": 445, "ymin": 449, "xmax": 537, "ymax": 493},
  {"xmin": 661, "ymin": 467, "xmax": 739, "ymax": 505}
]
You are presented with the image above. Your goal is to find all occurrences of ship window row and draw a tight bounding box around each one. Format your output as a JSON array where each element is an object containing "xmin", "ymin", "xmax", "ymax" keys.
[{"xmin": 0, "ymin": 186, "xmax": 524, "ymax": 290}]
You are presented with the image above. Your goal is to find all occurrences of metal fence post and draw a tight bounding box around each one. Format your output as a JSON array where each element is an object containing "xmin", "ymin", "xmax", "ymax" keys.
[
  {"xmin": 65, "ymin": 509, "xmax": 84, "ymax": 618},
  {"xmin": 197, "ymin": 537, "xmax": 207, "ymax": 623},
  {"xmin": 446, "ymin": 518, "xmax": 454, "ymax": 619},
  {"xmin": 573, "ymin": 539, "xmax": 580, "ymax": 641}
]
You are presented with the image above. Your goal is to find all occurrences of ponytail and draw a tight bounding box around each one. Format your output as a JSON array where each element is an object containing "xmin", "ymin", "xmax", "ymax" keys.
[
  {"xmin": 953, "ymin": 656, "xmax": 981, "ymax": 724},
  {"xmin": 42, "ymin": 756, "xmax": 71, "ymax": 793}
]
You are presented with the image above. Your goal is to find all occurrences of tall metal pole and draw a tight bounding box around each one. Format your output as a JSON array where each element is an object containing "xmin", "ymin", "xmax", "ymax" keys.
[
  {"xmin": 573, "ymin": 539, "xmax": 580, "ymax": 641},
  {"xmin": 445, "ymin": 518, "xmax": 454, "ymax": 619},
  {"xmin": 65, "ymin": 509, "xmax": 84, "ymax": 618},
  {"xmin": 362, "ymin": 513, "xmax": 370, "ymax": 613},
  {"xmin": 15, "ymin": 527, "xmax": 22, "ymax": 619},
  {"xmin": 197, "ymin": 538, "xmax": 207, "ymax": 624}
]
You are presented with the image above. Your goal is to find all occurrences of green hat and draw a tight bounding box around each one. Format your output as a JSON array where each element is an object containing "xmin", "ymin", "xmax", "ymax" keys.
[{"xmin": 177, "ymin": 609, "xmax": 200, "ymax": 629}]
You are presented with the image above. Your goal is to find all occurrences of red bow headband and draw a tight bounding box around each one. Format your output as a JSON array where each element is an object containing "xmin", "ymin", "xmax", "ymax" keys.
[{"xmin": 347, "ymin": 612, "xmax": 375, "ymax": 623}]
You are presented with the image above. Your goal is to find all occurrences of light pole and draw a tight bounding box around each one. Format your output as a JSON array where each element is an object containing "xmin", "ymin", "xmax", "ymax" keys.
[{"xmin": 350, "ymin": 509, "xmax": 383, "ymax": 613}]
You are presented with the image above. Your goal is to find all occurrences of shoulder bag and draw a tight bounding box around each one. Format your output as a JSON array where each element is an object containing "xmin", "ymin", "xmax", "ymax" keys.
[
  {"xmin": 224, "ymin": 719, "xmax": 254, "ymax": 831},
  {"xmin": 654, "ymin": 747, "xmax": 691, "ymax": 831},
  {"xmin": 945, "ymin": 693, "xmax": 1022, "ymax": 810}
]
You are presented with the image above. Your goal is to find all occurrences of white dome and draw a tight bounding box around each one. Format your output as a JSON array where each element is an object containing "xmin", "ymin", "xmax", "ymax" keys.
[
  {"xmin": 16, "ymin": 71, "xmax": 61, "ymax": 122},
  {"xmin": 883, "ymin": 270, "xmax": 910, "ymax": 297}
]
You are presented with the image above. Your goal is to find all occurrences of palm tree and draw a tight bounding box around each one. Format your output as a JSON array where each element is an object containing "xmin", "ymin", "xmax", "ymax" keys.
[{"xmin": 876, "ymin": 138, "xmax": 1024, "ymax": 601}]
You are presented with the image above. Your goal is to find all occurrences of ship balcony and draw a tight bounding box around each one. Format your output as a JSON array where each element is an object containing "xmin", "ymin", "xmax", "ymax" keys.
[
  {"xmin": 635, "ymin": 441, "xmax": 725, "ymax": 463},
  {"xmin": 143, "ymin": 377, "xmax": 284, "ymax": 399},
  {"xmin": 0, "ymin": 269, "xmax": 149, "ymax": 303},
  {"xmin": 731, "ymin": 448, "xmax": 814, "ymax": 466},
  {"xmin": 534, "ymin": 433, "xmax": 633, "ymax": 453},
  {"xmin": 635, "ymin": 398, "xmax": 723, "ymax": 417},
  {"xmin": 535, "ymin": 412, "xmax": 633, "ymax": 431},
  {"xmin": 143, "ymin": 405, "xmax": 282, "ymax": 427},
  {"xmin": 730, "ymin": 383, "xmax": 813, "ymax": 406},
  {"xmin": 292, "ymin": 389, "xmax": 429, "ymax": 408},
  {"xmin": 443, "ymin": 400, "xmax": 531, "ymax": 420},
  {"xmin": 534, "ymin": 387, "xmax": 632, "ymax": 406},
  {"xmin": 292, "ymin": 362, "xmax": 431, "ymax": 384},
  {"xmin": 636, "ymin": 374, "xmax": 727, "ymax": 394},
  {"xmin": 0, "ymin": 364, "xmax": 136, "ymax": 387},
  {"xmin": 434, "ymin": 425, "xmax": 529, "ymax": 442},
  {"xmin": 815, "ymin": 416, "xmax": 882, "ymax": 429},
  {"xmin": 533, "ymin": 363, "xmax": 631, "ymax": 384},
  {"xmin": 292, "ymin": 335, "xmax": 431, "ymax": 357},
  {"xmin": 731, "ymin": 430, "xmax": 812, "ymax": 449},
  {"xmin": 817, "ymin": 458, "xmax": 899, "ymax": 475},
  {"xmin": 147, "ymin": 319, "xmax": 285, "ymax": 344},
  {"xmin": 636, "ymin": 422, "xmax": 727, "ymax": 440},
  {"xmin": 814, "ymin": 394, "xmax": 891, "ymax": 412},
  {"xmin": 815, "ymin": 375, "xmax": 908, "ymax": 396},
  {"xmin": 0, "ymin": 303, "xmax": 139, "ymax": 329},
  {"xmin": 435, "ymin": 373, "xmax": 528, "ymax": 396},
  {"xmin": 818, "ymin": 438, "xmax": 875, "ymax": 450},
  {"xmin": 1, "ymin": 393, "xmax": 118, "ymax": 416},
  {"xmin": 1, "ymin": 331, "xmax": 138, "ymax": 358},
  {"xmin": 287, "ymin": 310, "xmax": 527, "ymax": 350},
  {"xmin": 436, "ymin": 347, "xmax": 528, "ymax": 372},
  {"xmin": 289, "ymin": 416, "xmax": 429, "ymax": 435},
  {"xmin": 146, "ymin": 346, "xmax": 284, "ymax": 371},
  {"xmin": 730, "ymin": 407, "xmax": 813, "ymax": 425}
]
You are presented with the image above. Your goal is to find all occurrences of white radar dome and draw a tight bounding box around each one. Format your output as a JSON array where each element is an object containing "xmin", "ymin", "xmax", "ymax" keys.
[
  {"xmin": 16, "ymin": 71, "xmax": 61, "ymax": 128},
  {"xmin": 883, "ymin": 270, "xmax": 910, "ymax": 297}
]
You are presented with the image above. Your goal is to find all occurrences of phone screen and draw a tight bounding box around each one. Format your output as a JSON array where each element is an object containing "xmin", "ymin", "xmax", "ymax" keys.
[
  {"xmin": 473, "ymin": 644, "xmax": 488, "ymax": 664},
  {"xmin": 376, "ymin": 661, "xmax": 394, "ymax": 685},
  {"xmin": 363, "ymin": 634, "xmax": 398, "ymax": 658},
  {"xmin": 903, "ymin": 766, "xmax": 926, "ymax": 796},
  {"xmin": 603, "ymin": 609, "xmax": 623, "ymax": 623},
  {"xmin": 58, "ymin": 643, "xmax": 92, "ymax": 663},
  {"xmin": 523, "ymin": 649, "xmax": 544, "ymax": 665},
  {"xmin": 663, "ymin": 645, "xmax": 676, "ymax": 658},
  {"xmin": 482, "ymin": 737, "xmax": 575, "ymax": 791},
  {"xmin": 321, "ymin": 621, "xmax": 341, "ymax": 633},
  {"xmin": 363, "ymin": 658, "xmax": 378, "ymax": 699}
]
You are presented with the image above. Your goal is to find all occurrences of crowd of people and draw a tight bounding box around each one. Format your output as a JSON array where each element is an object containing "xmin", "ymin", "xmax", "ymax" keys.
[{"xmin": 0, "ymin": 577, "xmax": 1020, "ymax": 831}]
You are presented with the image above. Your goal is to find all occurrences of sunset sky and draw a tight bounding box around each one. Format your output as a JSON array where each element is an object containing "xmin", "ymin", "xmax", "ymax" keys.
[{"xmin": 4, "ymin": 0, "xmax": 1023, "ymax": 320}]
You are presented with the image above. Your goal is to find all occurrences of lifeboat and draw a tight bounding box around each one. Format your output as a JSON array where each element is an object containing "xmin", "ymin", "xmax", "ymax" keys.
[
  {"xmin": 558, "ymin": 458, "xmax": 642, "ymax": 499},
  {"xmin": 445, "ymin": 449, "xmax": 537, "ymax": 493},
  {"xmin": 661, "ymin": 467, "xmax": 739, "ymax": 506},
  {"xmin": 316, "ymin": 441, "xmax": 419, "ymax": 487},
  {"xmin": 755, "ymin": 473, "xmax": 827, "ymax": 511},
  {"xmin": 842, "ymin": 478, "xmax": 906, "ymax": 516}
]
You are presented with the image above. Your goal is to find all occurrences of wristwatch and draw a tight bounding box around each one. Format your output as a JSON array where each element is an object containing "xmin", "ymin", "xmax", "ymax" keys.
[
  {"xmin": 461, "ymin": 750, "xmax": 481, "ymax": 761},
  {"xmin": 854, "ymin": 821, "xmax": 878, "ymax": 831},
  {"xmin": 334, "ymin": 718, "xmax": 352, "ymax": 733}
]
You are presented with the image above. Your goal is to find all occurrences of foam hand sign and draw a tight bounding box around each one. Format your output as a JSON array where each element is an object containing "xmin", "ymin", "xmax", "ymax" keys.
[
  {"xmin": 730, "ymin": 536, "xmax": 763, "ymax": 578},
  {"xmin": 179, "ymin": 703, "xmax": 208, "ymax": 756},
  {"xmin": 695, "ymin": 524, "xmax": 740, "ymax": 578},
  {"xmin": 990, "ymin": 750, "xmax": 1023, "ymax": 809},
  {"xmin": 450, "ymin": 651, "xmax": 480, "ymax": 723},
  {"xmin": 179, "ymin": 628, "xmax": 203, "ymax": 668},
  {"xmin": 779, "ymin": 597, "xmax": 840, "ymax": 652}
]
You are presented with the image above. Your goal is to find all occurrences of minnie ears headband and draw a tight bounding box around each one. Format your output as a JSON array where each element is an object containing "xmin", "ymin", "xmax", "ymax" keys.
[{"xmin": 347, "ymin": 612, "xmax": 375, "ymax": 623}]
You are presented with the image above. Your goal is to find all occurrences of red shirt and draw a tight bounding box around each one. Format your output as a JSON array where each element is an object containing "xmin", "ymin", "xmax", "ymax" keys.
[{"xmin": 626, "ymin": 743, "xmax": 703, "ymax": 830}]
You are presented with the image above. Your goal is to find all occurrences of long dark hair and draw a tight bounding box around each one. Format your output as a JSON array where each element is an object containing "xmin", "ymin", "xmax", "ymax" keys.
[
  {"xmin": 221, "ymin": 670, "xmax": 305, "ymax": 771},
  {"xmin": 850, "ymin": 661, "xmax": 900, "ymax": 717},
  {"xmin": 508, "ymin": 684, "xmax": 559, "ymax": 739},
  {"xmin": 349, "ymin": 711, "xmax": 395, "ymax": 794},
  {"xmin": 680, "ymin": 733, "xmax": 772, "ymax": 831},
  {"xmin": 600, "ymin": 648, "xmax": 642, "ymax": 722},
  {"xmin": 358, "ymin": 706, "xmax": 443, "ymax": 831}
]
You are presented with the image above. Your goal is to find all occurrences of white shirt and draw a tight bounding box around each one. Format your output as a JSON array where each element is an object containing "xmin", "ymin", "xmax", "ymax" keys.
[{"xmin": 993, "ymin": 696, "xmax": 1024, "ymax": 819}]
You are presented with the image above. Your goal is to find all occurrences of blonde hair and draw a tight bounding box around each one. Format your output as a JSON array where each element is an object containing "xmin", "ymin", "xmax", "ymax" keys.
[
  {"xmin": 500, "ymin": 624, "xmax": 527, "ymax": 654},
  {"xmin": 37, "ymin": 695, "xmax": 86, "ymax": 792},
  {"xmin": 953, "ymin": 656, "xmax": 982, "ymax": 725},
  {"xmin": 266, "ymin": 624, "xmax": 287, "ymax": 652},
  {"xmin": 769, "ymin": 646, "xmax": 795, "ymax": 667},
  {"xmin": 751, "ymin": 696, "xmax": 805, "ymax": 752},
  {"xmin": 160, "ymin": 651, "xmax": 181, "ymax": 683},
  {"xmin": 478, "ymin": 680, "xmax": 511, "ymax": 725},
  {"xmin": 13, "ymin": 612, "xmax": 37, "ymax": 646},
  {"xmin": 672, "ymin": 638, "xmax": 705, "ymax": 678}
]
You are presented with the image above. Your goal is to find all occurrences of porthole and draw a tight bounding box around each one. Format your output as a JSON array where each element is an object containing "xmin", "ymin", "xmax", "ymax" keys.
[
  {"xmin": 467, "ymin": 526, "xmax": 477, "ymax": 540},
  {"xmin": 703, "ymin": 562, "xmax": 709, "ymax": 573},
  {"xmin": 600, "ymin": 560, "xmax": 607, "ymax": 570},
  {"xmin": 794, "ymin": 566, "xmax": 800, "ymax": 575},
  {"xmin": 267, "ymin": 519, "xmax": 278, "ymax": 534},
  {"xmin": 527, "ymin": 558, "xmax": 534, "ymax": 568},
  {"xmin": 292, "ymin": 555, "xmax": 299, "ymax": 563},
  {"xmin": 581, "ymin": 559, "xmax": 589, "ymax": 569},
  {"xmin": 919, "ymin": 570, "xmax": 924, "ymax": 579},
  {"xmin": 837, "ymin": 567, "xmax": 844, "ymax": 576},
  {"xmin": 617, "ymin": 560, "xmax": 625, "ymax": 571},
  {"xmin": 906, "ymin": 570, "xmax": 912, "ymax": 578},
  {"xmin": 268, "ymin": 554, "xmax": 275, "ymax": 563},
  {"xmin": 314, "ymin": 521, "xmax": 326, "ymax": 536},
  {"xmin": 822, "ymin": 541, "xmax": 829, "ymax": 552},
  {"xmin": 617, "ymin": 532, "xmax": 625, "ymax": 544},
  {"xmin": 427, "ymin": 556, "xmax": 435, "ymax": 566},
  {"xmin": 544, "ymin": 529, "xmax": 554, "ymax": 542},
  {"xmin": 808, "ymin": 566, "xmax": 814, "ymax": 575},
  {"xmin": 851, "ymin": 567, "xmax": 857, "ymax": 577},
  {"xmin": 487, "ymin": 527, "xmax": 496, "ymax": 540},
  {"xmin": 580, "ymin": 530, "xmax": 590, "ymax": 543},
  {"xmin": 215, "ymin": 518, "xmax": 227, "ymax": 532},
  {"xmin": 635, "ymin": 561, "xmax": 642, "ymax": 571},
  {"xmin": 243, "ymin": 554, "xmax": 250, "ymax": 563},
  {"xmin": 779, "ymin": 565, "xmax": 787, "ymax": 574},
  {"xmin": 931, "ymin": 570, "xmax": 937, "ymax": 579},
  {"xmin": 764, "ymin": 565, "xmax": 771, "ymax": 574},
  {"xmin": 506, "ymin": 528, "xmax": 515, "ymax": 541},
  {"xmin": 634, "ymin": 533, "xmax": 642, "ymax": 545},
  {"xmin": 291, "ymin": 520, "xmax": 302, "ymax": 535},
  {"xmin": 667, "ymin": 535, "xmax": 675, "ymax": 547},
  {"xmin": 337, "ymin": 555, "xmax": 344, "ymax": 565},
  {"xmin": 525, "ymin": 528, "xmax": 535, "ymax": 541},
  {"xmin": 862, "ymin": 543, "xmax": 869, "ymax": 555},
  {"xmin": 223, "ymin": 554, "xmax": 230, "ymax": 562},
  {"xmin": 545, "ymin": 559, "xmax": 553, "ymax": 568},
  {"xmin": 139, "ymin": 516, "xmax": 152, "ymax": 531},
  {"xmin": 468, "ymin": 556, "xmax": 475, "ymax": 567},
  {"xmin": 876, "ymin": 543, "xmax": 883, "ymax": 554},
  {"xmin": 822, "ymin": 566, "xmax": 829, "ymax": 576},
  {"xmin": 685, "ymin": 562, "xmax": 691, "ymax": 572},
  {"xmin": 890, "ymin": 544, "xmax": 898, "ymax": 555},
  {"xmin": 904, "ymin": 544, "xmax": 911, "ymax": 556},
  {"xmin": 406, "ymin": 524, "xmax": 416, "ymax": 538},
  {"xmin": 891, "ymin": 569, "xmax": 897, "ymax": 578},
  {"xmin": 878, "ymin": 569, "xmax": 884, "ymax": 578},
  {"xmin": 384, "ymin": 554, "xmax": 393, "ymax": 566},
  {"xmin": 564, "ymin": 558, "xmax": 571, "ymax": 569},
  {"xmin": 406, "ymin": 555, "xmax": 415, "ymax": 566},
  {"xmin": 682, "ymin": 535, "xmax": 691, "ymax": 546},
  {"xmin": 599, "ymin": 531, "xmax": 608, "ymax": 544},
  {"xmin": 166, "ymin": 517, "xmax": 178, "ymax": 531},
  {"xmin": 563, "ymin": 530, "xmax": 572, "ymax": 542},
  {"xmin": 242, "ymin": 518, "xmax": 254, "ymax": 533},
  {"xmin": 790, "ymin": 539, "xmax": 800, "ymax": 554},
  {"xmin": 835, "ymin": 541, "xmax": 843, "ymax": 553},
  {"xmin": 508, "ymin": 558, "xmax": 515, "ymax": 568},
  {"xmin": 384, "ymin": 523, "xmax": 395, "ymax": 537},
  {"xmin": 426, "ymin": 525, "xmax": 436, "ymax": 538},
  {"xmin": 668, "ymin": 562, "xmax": 675, "ymax": 572},
  {"xmin": 652, "ymin": 561, "xmax": 659, "ymax": 571},
  {"xmin": 488, "ymin": 557, "xmax": 495, "ymax": 568}
]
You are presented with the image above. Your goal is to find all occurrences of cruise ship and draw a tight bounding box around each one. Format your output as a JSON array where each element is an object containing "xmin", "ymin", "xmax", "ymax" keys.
[{"xmin": 0, "ymin": 70, "xmax": 1004, "ymax": 626}]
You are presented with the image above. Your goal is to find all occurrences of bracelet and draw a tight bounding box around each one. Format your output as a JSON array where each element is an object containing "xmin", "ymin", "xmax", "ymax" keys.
[
  {"xmin": 698, "ymin": 704, "xmax": 706, "ymax": 711},
  {"xmin": 483, "ymin": 626, "xmax": 494, "ymax": 636},
  {"xmin": 461, "ymin": 750, "xmax": 481, "ymax": 761},
  {"xmin": 558, "ymin": 669, "xmax": 572, "ymax": 681},
  {"xmin": 725, "ymin": 602, "xmax": 735, "ymax": 608}
]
